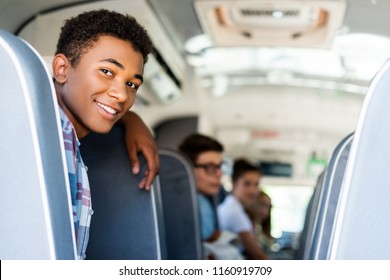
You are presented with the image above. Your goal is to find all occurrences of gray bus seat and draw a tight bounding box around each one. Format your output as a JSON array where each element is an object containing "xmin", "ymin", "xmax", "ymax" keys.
[
  {"xmin": 307, "ymin": 133, "xmax": 353, "ymax": 259},
  {"xmin": 158, "ymin": 149, "xmax": 203, "ymax": 259},
  {"xmin": 295, "ymin": 170, "xmax": 324, "ymax": 260},
  {"xmin": 80, "ymin": 125, "xmax": 166, "ymax": 260},
  {"xmin": 328, "ymin": 59, "xmax": 390, "ymax": 259},
  {"xmin": 0, "ymin": 30, "xmax": 75, "ymax": 259}
]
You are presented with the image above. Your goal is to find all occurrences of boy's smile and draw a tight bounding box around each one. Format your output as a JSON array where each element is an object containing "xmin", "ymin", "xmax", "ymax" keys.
[{"xmin": 54, "ymin": 35, "xmax": 144, "ymax": 138}]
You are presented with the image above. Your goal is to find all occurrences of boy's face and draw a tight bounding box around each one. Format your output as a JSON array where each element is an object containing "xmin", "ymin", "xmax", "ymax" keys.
[
  {"xmin": 54, "ymin": 35, "xmax": 144, "ymax": 138},
  {"xmin": 233, "ymin": 171, "xmax": 260, "ymax": 207},
  {"xmin": 194, "ymin": 151, "xmax": 223, "ymax": 196}
]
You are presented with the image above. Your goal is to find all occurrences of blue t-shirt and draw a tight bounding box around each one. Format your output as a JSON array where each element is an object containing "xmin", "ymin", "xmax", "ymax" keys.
[{"xmin": 197, "ymin": 193, "xmax": 218, "ymax": 241}]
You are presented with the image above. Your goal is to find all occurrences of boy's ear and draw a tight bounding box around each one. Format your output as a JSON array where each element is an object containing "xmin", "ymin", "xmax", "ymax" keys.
[{"xmin": 52, "ymin": 54, "xmax": 70, "ymax": 84}]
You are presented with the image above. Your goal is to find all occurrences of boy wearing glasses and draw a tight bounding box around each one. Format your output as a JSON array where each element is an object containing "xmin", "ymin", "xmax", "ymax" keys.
[
  {"xmin": 178, "ymin": 133, "xmax": 224, "ymax": 242},
  {"xmin": 179, "ymin": 133, "xmax": 243, "ymax": 260}
]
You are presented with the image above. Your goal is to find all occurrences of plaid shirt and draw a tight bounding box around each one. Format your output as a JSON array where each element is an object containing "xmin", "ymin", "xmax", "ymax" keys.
[{"xmin": 60, "ymin": 108, "xmax": 93, "ymax": 260}]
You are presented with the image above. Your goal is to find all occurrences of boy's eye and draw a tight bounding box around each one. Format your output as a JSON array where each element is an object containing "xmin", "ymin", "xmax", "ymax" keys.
[
  {"xmin": 127, "ymin": 82, "xmax": 138, "ymax": 90},
  {"xmin": 101, "ymin": 68, "xmax": 113, "ymax": 76}
]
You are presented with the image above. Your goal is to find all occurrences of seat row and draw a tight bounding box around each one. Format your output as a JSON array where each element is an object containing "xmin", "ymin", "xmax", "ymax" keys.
[
  {"xmin": 300, "ymin": 59, "xmax": 390, "ymax": 259},
  {"xmin": 0, "ymin": 29, "xmax": 202, "ymax": 260}
]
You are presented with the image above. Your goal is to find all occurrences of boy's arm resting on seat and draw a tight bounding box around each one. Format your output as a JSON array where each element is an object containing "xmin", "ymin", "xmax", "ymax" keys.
[{"xmin": 117, "ymin": 111, "xmax": 160, "ymax": 190}]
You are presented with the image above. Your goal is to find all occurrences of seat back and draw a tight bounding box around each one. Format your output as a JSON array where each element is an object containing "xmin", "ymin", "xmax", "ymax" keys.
[
  {"xmin": 329, "ymin": 60, "xmax": 390, "ymax": 259},
  {"xmin": 158, "ymin": 149, "xmax": 203, "ymax": 259},
  {"xmin": 308, "ymin": 133, "xmax": 353, "ymax": 259},
  {"xmin": 295, "ymin": 171, "xmax": 324, "ymax": 259},
  {"xmin": 0, "ymin": 30, "xmax": 75, "ymax": 259},
  {"xmin": 80, "ymin": 125, "xmax": 166, "ymax": 260}
]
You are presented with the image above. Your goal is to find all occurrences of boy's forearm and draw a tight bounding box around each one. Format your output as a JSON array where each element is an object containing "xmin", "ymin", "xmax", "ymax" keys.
[{"xmin": 117, "ymin": 110, "xmax": 159, "ymax": 190}]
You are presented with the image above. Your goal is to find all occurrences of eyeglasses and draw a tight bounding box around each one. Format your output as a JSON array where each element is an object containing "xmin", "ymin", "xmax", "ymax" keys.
[{"xmin": 194, "ymin": 162, "xmax": 224, "ymax": 176}]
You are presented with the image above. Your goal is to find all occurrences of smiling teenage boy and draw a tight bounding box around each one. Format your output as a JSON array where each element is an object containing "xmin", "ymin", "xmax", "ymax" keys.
[{"xmin": 52, "ymin": 9, "xmax": 155, "ymax": 259}]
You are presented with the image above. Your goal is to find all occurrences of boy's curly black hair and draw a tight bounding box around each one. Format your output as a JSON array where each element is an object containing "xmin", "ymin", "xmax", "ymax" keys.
[{"xmin": 55, "ymin": 9, "xmax": 153, "ymax": 66}]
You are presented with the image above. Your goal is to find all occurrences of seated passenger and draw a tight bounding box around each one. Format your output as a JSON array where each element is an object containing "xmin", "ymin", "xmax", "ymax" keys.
[
  {"xmin": 178, "ymin": 133, "xmax": 243, "ymax": 260},
  {"xmin": 246, "ymin": 191, "xmax": 274, "ymax": 255},
  {"xmin": 52, "ymin": 9, "xmax": 157, "ymax": 259},
  {"xmin": 218, "ymin": 158, "xmax": 268, "ymax": 260}
]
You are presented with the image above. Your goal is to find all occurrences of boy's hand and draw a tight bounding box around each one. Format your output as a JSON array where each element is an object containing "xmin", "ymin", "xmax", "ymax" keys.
[{"xmin": 118, "ymin": 111, "xmax": 160, "ymax": 190}]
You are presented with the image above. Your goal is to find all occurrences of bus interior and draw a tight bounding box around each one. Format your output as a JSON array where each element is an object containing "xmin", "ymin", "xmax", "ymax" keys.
[{"xmin": 2, "ymin": 0, "xmax": 390, "ymax": 260}]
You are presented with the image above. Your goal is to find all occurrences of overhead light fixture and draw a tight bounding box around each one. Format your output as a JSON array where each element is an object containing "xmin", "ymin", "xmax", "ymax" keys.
[
  {"xmin": 143, "ymin": 55, "xmax": 181, "ymax": 104},
  {"xmin": 194, "ymin": 0, "xmax": 347, "ymax": 48},
  {"xmin": 184, "ymin": 34, "xmax": 212, "ymax": 54}
]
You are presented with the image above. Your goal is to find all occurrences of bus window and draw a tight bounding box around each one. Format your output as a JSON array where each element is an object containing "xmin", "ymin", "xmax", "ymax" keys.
[{"xmin": 262, "ymin": 185, "xmax": 313, "ymax": 258}]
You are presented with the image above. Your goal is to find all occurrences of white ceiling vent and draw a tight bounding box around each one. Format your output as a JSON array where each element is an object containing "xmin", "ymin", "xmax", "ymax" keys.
[{"xmin": 194, "ymin": 0, "xmax": 346, "ymax": 48}]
